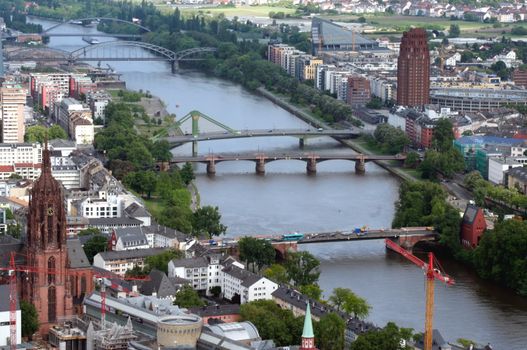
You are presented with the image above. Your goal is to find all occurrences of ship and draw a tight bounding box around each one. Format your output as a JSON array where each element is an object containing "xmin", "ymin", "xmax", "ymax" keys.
[{"xmin": 82, "ymin": 36, "xmax": 100, "ymax": 45}]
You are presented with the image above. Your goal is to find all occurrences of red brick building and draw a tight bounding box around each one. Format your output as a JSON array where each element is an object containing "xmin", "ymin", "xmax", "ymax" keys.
[
  {"xmin": 403, "ymin": 109, "xmax": 436, "ymax": 149},
  {"xmin": 397, "ymin": 28, "xmax": 430, "ymax": 107},
  {"xmin": 513, "ymin": 68, "xmax": 527, "ymax": 88},
  {"xmin": 346, "ymin": 75, "xmax": 371, "ymax": 108},
  {"xmin": 23, "ymin": 142, "xmax": 93, "ymax": 335},
  {"xmin": 460, "ymin": 204, "xmax": 487, "ymax": 249}
]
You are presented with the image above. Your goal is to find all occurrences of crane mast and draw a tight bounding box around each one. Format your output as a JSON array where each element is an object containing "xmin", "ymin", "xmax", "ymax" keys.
[{"xmin": 385, "ymin": 239, "xmax": 454, "ymax": 350}]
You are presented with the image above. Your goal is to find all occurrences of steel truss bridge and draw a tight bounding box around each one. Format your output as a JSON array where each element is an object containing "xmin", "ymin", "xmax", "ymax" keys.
[{"xmin": 5, "ymin": 42, "xmax": 217, "ymax": 72}]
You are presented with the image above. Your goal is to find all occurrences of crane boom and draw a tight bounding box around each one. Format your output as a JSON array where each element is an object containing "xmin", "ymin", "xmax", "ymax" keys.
[{"xmin": 385, "ymin": 239, "xmax": 454, "ymax": 350}]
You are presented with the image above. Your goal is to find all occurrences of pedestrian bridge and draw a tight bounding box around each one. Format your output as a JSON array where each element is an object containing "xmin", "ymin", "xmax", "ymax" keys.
[
  {"xmin": 169, "ymin": 152, "xmax": 406, "ymax": 174},
  {"xmin": 165, "ymin": 128, "xmax": 360, "ymax": 145}
]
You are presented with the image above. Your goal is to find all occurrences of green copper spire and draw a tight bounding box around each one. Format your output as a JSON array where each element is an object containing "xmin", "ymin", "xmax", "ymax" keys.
[{"xmin": 302, "ymin": 303, "xmax": 314, "ymax": 338}]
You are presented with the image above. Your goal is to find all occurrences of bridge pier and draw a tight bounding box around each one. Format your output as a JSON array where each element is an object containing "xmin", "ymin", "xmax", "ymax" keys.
[
  {"xmin": 355, "ymin": 158, "xmax": 365, "ymax": 174},
  {"xmin": 299, "ymin": 137, "xmax": 306, "ymax": 148},
  {"xmin": 192, "ymin": 141, "xmax": 198, "ymax": 157},
  {"xmin": 171, "ymin": 60, "xmax": 179, "ymax": 73},
  {"xmin": 206, "ymin": 161, "xmax": 216, "ymax": 175},
  {"xmin": 306, "ymin": 158, "xmax": 317, "ymax": 174},
  {"xmin": 255, "ymin": 159, "xmax": 265, "ymax": 175}
]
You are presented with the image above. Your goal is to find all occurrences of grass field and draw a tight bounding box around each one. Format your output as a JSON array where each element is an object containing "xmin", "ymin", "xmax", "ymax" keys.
[{"xmin": 177, "ymin": 5, "xmax": 295, "ymax": 17}]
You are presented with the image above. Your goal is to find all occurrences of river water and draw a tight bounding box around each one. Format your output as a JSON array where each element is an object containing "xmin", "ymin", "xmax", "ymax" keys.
[{"xmin": 29, "ymin": 17, "xmax": 527, "ymax": 349}]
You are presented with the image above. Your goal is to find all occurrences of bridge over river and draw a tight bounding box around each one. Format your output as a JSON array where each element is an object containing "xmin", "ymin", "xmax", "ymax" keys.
[
  {"xmin": 170, "ymin": 152, "xmax": 406, "ymax": 174},
  {"xmin": 205, "ymin": 227, "xmax": 438, "ymax": 259}
]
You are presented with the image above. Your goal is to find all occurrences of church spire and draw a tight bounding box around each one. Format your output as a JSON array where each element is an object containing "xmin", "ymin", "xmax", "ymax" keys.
[
  {"xmin": 300, "ymin": 303, "xmax": 316, "ymax": 350},
  {"xmin": 42, "ymin": 135, "xmax": 51, "ymax": 174}
]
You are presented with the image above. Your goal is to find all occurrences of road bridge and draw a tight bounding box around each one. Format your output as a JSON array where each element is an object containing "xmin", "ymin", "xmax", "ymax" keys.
[
  {"xmin": 205, "ymin": 227, "xmax": 438, "ymax": 259},
  {"xmin": 41, "ymin": 17, "xmax": 152, "ymax": 34},
  {"xmin": 169, "ymin": 152, "xmax": 406, "ymax": 175}
]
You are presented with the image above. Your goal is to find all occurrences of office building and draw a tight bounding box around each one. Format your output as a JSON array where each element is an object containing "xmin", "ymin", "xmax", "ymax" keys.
[
  {"xmin": 0, "ymin": 82, "xmax": 26, "ymax": 143},
  {"xmin": 397, "ymin": 28, "xmax": 430, "ymax": 107}
]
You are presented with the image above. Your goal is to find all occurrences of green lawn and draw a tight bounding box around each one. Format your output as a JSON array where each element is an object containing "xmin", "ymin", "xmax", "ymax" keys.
[{"xmin": 179, "ymin": 5, "xmax": 295, "ymax": 17}]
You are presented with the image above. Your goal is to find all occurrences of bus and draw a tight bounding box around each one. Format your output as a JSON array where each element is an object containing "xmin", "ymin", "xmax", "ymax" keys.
[{"xmin": 282, "ymin": 233, "xmax": 304, "ymax": 241}]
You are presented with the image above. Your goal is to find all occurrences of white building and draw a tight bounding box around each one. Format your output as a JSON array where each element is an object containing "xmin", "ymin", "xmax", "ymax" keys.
[
  {"xmin": 511, "ymin": 145, "xmax": 527, "ymax": 157},
  {"xmin": 0, "ymin": 82, "xmax": 27, "ymax": 144},
  {"xmin": 54, "ymin": 98, "xmax": 94, "ymax": 145},
  {"xmin": 0, "ymin": 143, "xmax": 42, "ymax": 180},
  {"xmin": 110, "ymin": 226, "xmax": 150, "ymax": 251},
  {"xmin": 79, "ymin": 191, "xmax": 123, "ymax": 218},
  {"xmin": 88, "ymin": 91, "xmax": 111, "ymax": 121},
  {"xmin": 445, "ymin": 52, "xmax": 462, "ymax": 67},
  {"xmin": 488, "ymin": 157, "xmax": 524, "ymax": 184},
  {"xmin": 0, "ymin": 285, "xmax": 21, "ymax": 346},
  {"xmin": 222, "ymin": 264, "xmax": 278, "ymax": 304},
  {"xmin": 168, "ymin": 257, "xmax": 209, "ymax": 292},
  {"xmin": 93, "ymin": 248, "xmax": 165, "ymax": 276}
]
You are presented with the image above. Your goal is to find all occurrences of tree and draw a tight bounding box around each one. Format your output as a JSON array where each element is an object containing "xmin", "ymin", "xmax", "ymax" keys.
[
  {"xmin": 239, "ymin": 237, "xmax": 276, "ymax": 272},
  {"xmin": 463, "ymin": 170, "xmax": 483, "ymax": 191},
  {"xmin": 404, "ymin": 151, "xmax": 420, "ymax": 168},
  {"xmin": 299, "ymin": 284, "xmax": 323, "ymax": 301},
  {"xmin": 366, "ymin": 97, "xmax": 383, "ymax": 109},
  {"xmin": 125, "ymin": 265, "xmax": 147, "ymax": 278},
  {"xmin": 240, "ymin": 300, "xmax": 303, "ymax": 347},
  {"xmin": 209, "ymin": 286, "xmax": 222, "ymax": 298},
  {"xmin": 6, "ymin": 223, "xmax": 21, "ymax": 238},
  {"xmin": 350, "ymin": 322, "xmax": 414, "ymax": 350},
  {"xmin": 21, "ymin": 300, "xmax": 39, "ymax": 338},
  {"xmin": 285, "ymin": 251, "xmax": 320, "ymax": 287},
  {"xmin": 192, "ymin": 205, "xmax": 227, "ymax": 239},
  {"xmin": 144, "ymin": 249, "xmax": 184, "ymax": 274},
  {"xmin": 449, "ymin": 24, "xmax": 460, "ymax": 38},
  {"xmin": 263, "ymin": 263, "xmax": 289, "ymax": 284},
  {"xmin": 83, "ymin": 235, "xmax": 108, "ymax": 264},
  {"xmin": 329, "ymin": 287, "xmax": 371, "ymax": 318},
  {"xmin": 150, "ymin": 140, "xmax": 172, "ymax": 162},
  {"xmin": 49, "ymin": 125, "xmax": 68, "ymax": 140},
  {"xmin": 473, "ymin": 220, "xmax": 527, "ymax": 295},
  {"xmin": 78, "ymin": 227, "xmax": 101, "ymax": 236},
  {"xmin": 174, "ymin": 285, "xmax": 206, "ymax": 308},
  {"xmin": 316, "ymin": 313, "xmax": 346, "ymax": 350},
  {"xmin": 180, "ymin": 162, "xmax": 195, "ymax": 185}
]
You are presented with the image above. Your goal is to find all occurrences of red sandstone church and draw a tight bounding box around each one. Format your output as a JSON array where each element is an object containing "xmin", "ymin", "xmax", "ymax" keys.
[{"xmin": 22, "ymin": 142, "xmax": 94, "ymax": 335}]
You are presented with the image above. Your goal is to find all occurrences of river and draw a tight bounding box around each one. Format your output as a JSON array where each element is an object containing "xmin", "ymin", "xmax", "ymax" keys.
[{"xmin": 28, "ymin": 17, "xmax": 527, "ymax": 349}]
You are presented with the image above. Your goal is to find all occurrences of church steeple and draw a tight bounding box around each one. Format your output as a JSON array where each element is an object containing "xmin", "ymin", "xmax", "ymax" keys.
[{"xmin": 300, "ymin": 303, "xmax": 317, "ymax": 350}]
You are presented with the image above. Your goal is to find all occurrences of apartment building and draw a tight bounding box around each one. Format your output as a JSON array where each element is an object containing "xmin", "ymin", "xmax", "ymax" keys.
[
  {"xmin": 93, "ymin": 248, "xmax": 165, "ymax": 276},
  {"xmin": 0, "ymin": 82, "xmax": 26, "ymax": 143},
  {"xmin": 0, "ymin": 143, "xmax": 42, "ymax": 180}
]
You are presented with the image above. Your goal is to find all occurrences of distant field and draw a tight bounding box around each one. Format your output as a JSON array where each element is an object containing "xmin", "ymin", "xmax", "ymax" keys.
[{"xmin": 178, "ymin": 5, "xmax": 295, "ymax": 17}]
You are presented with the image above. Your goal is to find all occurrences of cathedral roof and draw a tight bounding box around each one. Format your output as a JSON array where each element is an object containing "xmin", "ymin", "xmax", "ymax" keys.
[{"xmin": 32, "ymin": 140, "xmax": 63, "ymax": 195}]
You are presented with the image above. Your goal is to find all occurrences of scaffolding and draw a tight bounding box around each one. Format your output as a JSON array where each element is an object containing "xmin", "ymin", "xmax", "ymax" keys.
[{"xmin": 87, "ymin": 317, "xmax": 136, "ymax": 350}]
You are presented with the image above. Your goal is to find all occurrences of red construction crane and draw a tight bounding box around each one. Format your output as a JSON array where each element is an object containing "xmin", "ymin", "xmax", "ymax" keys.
[
  {"xmin": 385, "ymin": 239, "xmax": 455, "ymax": 350},
  {"xmin": 1, "ymin": 252, "xmax": 148, "ymax": 350}
]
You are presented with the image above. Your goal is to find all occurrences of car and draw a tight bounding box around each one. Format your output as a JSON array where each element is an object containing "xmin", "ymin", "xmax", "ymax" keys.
[
  {"xmin": 317, "ymin": 128, "xmax": 323, "ymax": 131},
  {"xmin": 268, "ymin": 129, "xmax": 273, "ymax": 132}
]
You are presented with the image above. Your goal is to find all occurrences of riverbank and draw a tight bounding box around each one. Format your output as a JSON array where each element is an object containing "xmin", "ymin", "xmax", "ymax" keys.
[{"xmin": 257, "ymin": 87, "xmax": 418, "ymax": 182}]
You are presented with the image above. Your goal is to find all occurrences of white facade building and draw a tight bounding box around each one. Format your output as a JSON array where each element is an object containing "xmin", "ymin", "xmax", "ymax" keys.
[
  {"xmin": 88, "ymin": 91, "xmax": 111, "ymax": 121},
  {"xmin": 93, "ymin": 248, "xmax": 165, "ymax": 276},
  {"xmin": 0, "ymin": 83, "xmax": 27, "ymax": 144},
  {"xmin": 222, "ymin": 264, "xmax": 278, "ymax": 304},
  {"xmin": 488, "ymin": 157, "xmax": 524, "ymax": 184},
  {"xmin": 80, "ymin": 191, "xmax": 123, "ymax": 218},
  {"xmin": 168, "ymin": 257, "xmax": 209, "ymax": 291},
  {"xmin": 0, "ymin": 143, "xmax": 42, "ymax": 180}
]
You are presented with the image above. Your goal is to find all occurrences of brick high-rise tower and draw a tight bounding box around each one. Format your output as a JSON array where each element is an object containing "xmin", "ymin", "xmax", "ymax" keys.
[
  {"xmin": 23, "ymin": 141, "xmax": 73, "ymax": 335},
  {"xmin": 397, "ymin": 28, "xmax": 430, "ymax": 107}
]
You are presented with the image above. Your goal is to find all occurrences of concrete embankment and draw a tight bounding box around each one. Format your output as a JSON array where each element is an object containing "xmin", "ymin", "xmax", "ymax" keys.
[{"xmin": 257, "ymin": 87, "xmax": 415, "ymax": 182}]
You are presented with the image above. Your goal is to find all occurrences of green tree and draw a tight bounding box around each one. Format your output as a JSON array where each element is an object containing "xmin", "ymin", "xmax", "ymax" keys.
[
  {"xmin": 373, "ymin": 124, "xmax": 410, "ymax": 154},
  {"xmin": 329, "ymin": 287, "xmax": 370, "ymax": 319},
  {"xmin": 240, "ymin": 300, "xmax": 303, "ymax": 346},
  {"xmin": 83, "ymin": 235, "xmax": 108, "ymax": 264},
  {"xmin": 144, "ymin": 249, "xmax": 184, "ymax": 274},
  {"xmin": 174, "ymin": 285, "xmax": 206, "ymax": 308},
  {"xmin": 192, "ymin": 205, "xmax": 227, "ymax": 239},
  {"xmin": 449, "ymin": 24, "xmax": 460, "ymax": 38},
  {"xmin": 125, "ymin": 265, "xmax": 148, "ymax": 278},
  {"xmin": 180, "ymin": 162, "xmax": 195, "ymax": 185},
  {"xmin": 366, "ymin": 97, "xmax": 383, "ymax": 109},
  {"xmin": 316, "ymin": 313, "xmax": 346, "ymax": 350},
  {"xmin": 239, "ymin": 237, "xmax": 276, "ymax": 272},
  {"xmin": 49, "ymin": 125, "xmax": 68, "ymax": 140},
  {"xmin": 473, "ymin": 220, "xmax": 527, "ymax": 295},
  {"xmin": 285, "ymin": 251, "xmax": 320, "ymax": 287},
  {"xmin": 25, "ymin": 125, "xmax": 68, "ymax": 143},
  {"xmin": 263, "ymin": 263, "xmax": 289, "ymax": 284},
  {"xmin": 21, "ymin": 300, "xmax": 39, "ymax": 338},
  {"xmin": 404, "ymin": 151, "xmax": 420, "ymax": 168},
  {"xmin": 150, "ymin": 140, "xmax": 172, "ymax": 162},
  {"xmin": 299, "ymin": 284, "xmax": 323, "ymax": 301},
  {"xmin": 6, "ymin": 223, "xmax": 21, "ymax": 238},
  {"xmin": 78, "ymin": 227, "xmax": 101, "ymax": 236},
  {"xmin": 350, "ymin": 322, "xmax": 414, "ymax": 350},
  {"xmin": 463, "ymin": 170, "xmax": 483, "ymax": 190}
]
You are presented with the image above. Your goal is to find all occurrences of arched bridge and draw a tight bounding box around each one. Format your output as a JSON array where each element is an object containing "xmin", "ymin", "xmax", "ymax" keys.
[
  {"xmin": 42, "ymin": 17, "xmax": 152, "ymax": 34},
  {"xmin": 169, "ymin": 152, "xmax": 407, "ymax": 175},
  {"xmin": 6, "ymin": 42, "xmax": 217, "ymax": 72}
]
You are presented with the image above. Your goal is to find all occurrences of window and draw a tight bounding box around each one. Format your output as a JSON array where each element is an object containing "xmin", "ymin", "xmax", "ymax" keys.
[{"xmin": 48, "ymin": 256, "xmax": 56, "ymax": 285}]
